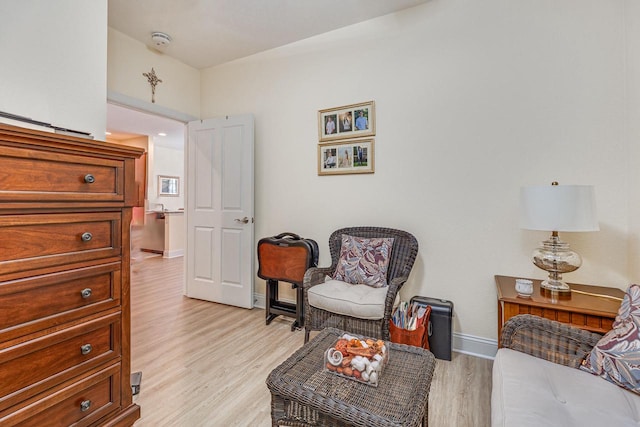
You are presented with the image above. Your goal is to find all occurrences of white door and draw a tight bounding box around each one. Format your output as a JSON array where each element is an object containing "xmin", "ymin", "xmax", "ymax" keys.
[{"xmin": 185, "ymin": 115, "xmax": 254, "ymax": 308}]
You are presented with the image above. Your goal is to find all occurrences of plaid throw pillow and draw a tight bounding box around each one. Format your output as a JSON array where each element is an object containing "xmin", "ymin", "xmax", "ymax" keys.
[
  {"xmin": 580, "ymin": 284, "xmax": 640, "ymax": 394},
  {"xmin": 333, "ymin": 234, "xmax": 394, "ymax": 288}
]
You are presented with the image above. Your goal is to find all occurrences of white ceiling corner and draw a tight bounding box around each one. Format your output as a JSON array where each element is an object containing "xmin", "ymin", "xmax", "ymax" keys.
[
  {"xmin": 106, "ymin": 0, "xmax": 430, "ymax": 144},
  {"xmin": 107, "ymin": 0, "xmax": 431, "ymax": 70}
]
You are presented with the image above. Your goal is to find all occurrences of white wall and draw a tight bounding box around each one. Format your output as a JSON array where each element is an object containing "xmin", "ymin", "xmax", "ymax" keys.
[
  {"xmin": 626, "ymin": 0, "xmax": 640, "ymax": 279},
  {"xmin": 201, "ymin": 0, "xmax": 632, "ymax": 342},
  {"xmin": 149, "ymin": 144, "xmax": 185, "ymax": 212},
  {"xmin": 108, "ymin": 28, "xmax": 201, "ymax": 119},
  {"xmin": 0, "ymin": 0, "xmax": 107, "ymax": 138}
]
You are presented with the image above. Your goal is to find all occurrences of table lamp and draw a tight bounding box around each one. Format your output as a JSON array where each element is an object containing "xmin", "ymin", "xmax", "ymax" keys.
[{"xmin": 519, "ymin": 182, "xmax": 599, "ymax": 292}]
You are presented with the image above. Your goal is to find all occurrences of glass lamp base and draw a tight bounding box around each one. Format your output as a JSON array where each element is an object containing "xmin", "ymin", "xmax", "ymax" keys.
[
  {"xmin": 540, "ymin": 278, "xmax": 571, "ymax": 292},
  {"xmin": 532, "ymin": 232, "xmax": 581, "ymax": 293}
]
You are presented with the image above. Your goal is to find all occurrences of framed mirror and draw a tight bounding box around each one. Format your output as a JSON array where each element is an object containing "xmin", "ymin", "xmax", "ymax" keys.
[{"xmin": 158, "ymin": 175, "xmax": 179, "ymax": 197}]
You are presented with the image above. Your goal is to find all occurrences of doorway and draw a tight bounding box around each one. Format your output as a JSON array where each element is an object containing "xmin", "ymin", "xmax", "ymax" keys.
[
  {"xmin": 106, "ymin": 102, "xmax": 187, "ymax": 252},
  {"xmin": 107, "ymin": 102, "xmax": 256, "ymax": 307},
  {"xmin": 106, "ymin": 102, "xmax": 186, "ymax": 212}
]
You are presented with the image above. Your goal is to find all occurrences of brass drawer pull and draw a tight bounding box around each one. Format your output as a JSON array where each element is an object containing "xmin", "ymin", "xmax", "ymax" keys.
[
  {"xmin": 80, "ymin": 399, "xmax": 91, "ymax": 412},
  {"xmin": 80, "ymin": 344, "xmax": 92, "ymax": 355},
  {"xmin": 80, "ymin": 288, "xmax": 92, "ymax": 299},
  {"xmin": 81, "ymin": 232, "xmax": 93, "ymax": 242},
  {"xmin": 84, "ymin": 174, "xmax": 95, "ymax": 184}
]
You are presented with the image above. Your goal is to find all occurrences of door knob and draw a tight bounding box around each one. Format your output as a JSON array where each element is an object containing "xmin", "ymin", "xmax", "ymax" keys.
[{"xmin": 234, "ymin": 217, "xmax": 249, "ymax": 224}]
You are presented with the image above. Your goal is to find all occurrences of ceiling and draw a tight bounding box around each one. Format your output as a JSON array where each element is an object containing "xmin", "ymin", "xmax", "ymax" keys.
[
  {"xmin": 107, "ymin": 0, "xmax": 429, "ymax": 146},
  {"xmin": 106, "ymin": 103, "xmax": 185, "ymax": 149},
  {"xmin": 108, "ymin": 0, "xmax": 430, "ymax": 70}
]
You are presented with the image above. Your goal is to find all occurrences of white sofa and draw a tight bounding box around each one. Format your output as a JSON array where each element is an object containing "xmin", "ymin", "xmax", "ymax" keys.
[{"xmin": 491, "ymin": 315, "xmax": 640, "ymax": 426}]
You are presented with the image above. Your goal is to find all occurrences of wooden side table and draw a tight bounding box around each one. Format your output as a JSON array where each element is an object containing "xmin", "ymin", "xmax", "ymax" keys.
[{"xmin": 495, "ymin": 275, "xmax": 624, "ymax": 341}]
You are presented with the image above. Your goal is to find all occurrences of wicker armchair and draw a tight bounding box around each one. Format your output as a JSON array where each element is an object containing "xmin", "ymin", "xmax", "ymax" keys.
[
  {"xmin": 303, "ymin": 226, "xmax": 419, "ymax": 343},
  {"xmin": 500, "ymin": 314, "xmax": 603, "ymax": 368}
]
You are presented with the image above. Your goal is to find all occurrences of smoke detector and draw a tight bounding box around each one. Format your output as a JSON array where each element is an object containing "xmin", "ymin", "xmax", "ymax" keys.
[{"xmin": 151, "ymin": 32, "xmax": 171, "ymax": 48}]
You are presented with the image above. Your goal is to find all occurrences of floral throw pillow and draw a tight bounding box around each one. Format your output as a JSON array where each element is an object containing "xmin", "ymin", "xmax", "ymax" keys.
[
  {"xmin": 580, "ymin": 284, "xmax": 640, "ymax": 394},
  {"xmin": 333, "ymin": 234, "xmax": 394, "ymax": 288}
]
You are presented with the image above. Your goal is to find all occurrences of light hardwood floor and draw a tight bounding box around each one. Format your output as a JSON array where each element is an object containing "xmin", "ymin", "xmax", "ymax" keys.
[{"xmin": 130, "ymin": 255, "xmax": 493, "ymax": 426}]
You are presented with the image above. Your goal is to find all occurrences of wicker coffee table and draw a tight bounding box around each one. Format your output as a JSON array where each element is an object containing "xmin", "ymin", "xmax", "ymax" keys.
[{"xmin": 266, "ymin": 327, "xmax": 436, "ymax": 427}]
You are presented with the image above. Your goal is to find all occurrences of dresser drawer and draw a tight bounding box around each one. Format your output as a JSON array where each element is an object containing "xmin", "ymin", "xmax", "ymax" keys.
[
  {"xmin": 0, "ymin": 212, "xmax": 121, "ymax": 276},
  {"xmin": 0, "ymin": 313, "xmax": 120, "ymax": 411},
  {"xmin": 0, "ymin": 145, "xmax": 124, "ymax": 203},
  {"xmin": 0, "ymin": 363, "xmax": 121, "ymax": 427},
  {"xmin": 0, "ymin": 262, "xmax": 121, "ymax": 342}
]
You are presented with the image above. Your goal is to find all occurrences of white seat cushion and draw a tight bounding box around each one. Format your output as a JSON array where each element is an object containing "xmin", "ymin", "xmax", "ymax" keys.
[
  {"xmin": 492, "ymin": 348, "xmax": 640, "ymax": 427},
  {"xmin": 308, "ymin": 279, "xmax": 393, "ymax": 320}
]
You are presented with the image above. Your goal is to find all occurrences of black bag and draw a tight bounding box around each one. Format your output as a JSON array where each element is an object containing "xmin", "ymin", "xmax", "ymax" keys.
[{"xmin": 410, "ymin": 296, "xmax": 454, "ymax": 360}]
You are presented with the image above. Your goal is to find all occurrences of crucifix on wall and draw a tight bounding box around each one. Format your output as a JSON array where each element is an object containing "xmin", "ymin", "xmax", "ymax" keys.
[{"xmin": 142, "ymin": 68, "xmax": 163, "ymax": 103}]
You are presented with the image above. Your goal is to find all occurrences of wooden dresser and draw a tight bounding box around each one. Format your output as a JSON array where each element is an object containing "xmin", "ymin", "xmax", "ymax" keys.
[{"xmin": 0, "ymin": 124, "xmax": 144, "ymax": 426}]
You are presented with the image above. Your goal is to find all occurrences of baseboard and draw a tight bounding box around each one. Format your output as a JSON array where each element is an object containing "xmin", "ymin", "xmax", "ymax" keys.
[
  {"xmin": 254, "ymin": 292, "xmax": 265, "ymax": 309},
  {"xmin": 253, "ymin": 292, "xmax": 499, "ymax": 359},
  {"xmin": 253, "ymin": 293, "xmax": 296, "ymax": 309},
  {"xmin": 453, "ymin": 332, "xmax": 497, "ymax": 360},
  {"xmin": 163, "ymin": 249, "xmax": 184, "ymax": 258}
]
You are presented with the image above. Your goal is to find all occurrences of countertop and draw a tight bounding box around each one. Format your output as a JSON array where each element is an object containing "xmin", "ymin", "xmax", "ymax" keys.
[{"xmin": 146, "ymin": 210, "xmax": 184, "ymax": 214}]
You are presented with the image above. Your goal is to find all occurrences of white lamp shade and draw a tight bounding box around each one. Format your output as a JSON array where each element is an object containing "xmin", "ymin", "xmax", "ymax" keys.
[{"xmin": 520, "ymin": 185, "xmax": 599, "ymax": 232}]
